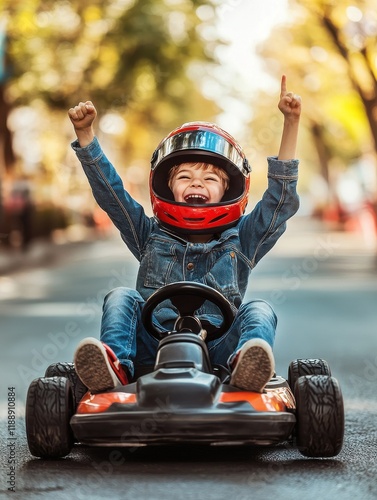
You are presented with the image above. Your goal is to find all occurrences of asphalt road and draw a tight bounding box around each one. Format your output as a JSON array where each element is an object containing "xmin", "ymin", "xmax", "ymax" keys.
[{"xmin": 0, "ymin": 218, "xmax": 376, "ymax": 500}]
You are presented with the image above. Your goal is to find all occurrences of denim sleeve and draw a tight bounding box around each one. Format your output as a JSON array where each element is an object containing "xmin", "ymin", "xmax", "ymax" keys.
[
  {"xmin": 238, "ymin": 156, "xmax": 300, "ymax": 266},
  {"xmin": 71, "ymin": 137, "xmax": 152, "ymax": 260}
]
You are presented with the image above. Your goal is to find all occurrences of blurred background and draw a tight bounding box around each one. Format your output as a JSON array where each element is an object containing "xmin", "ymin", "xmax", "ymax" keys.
[
  {"xmin": 0, "ymin": 0, "xmax": 376, "ymax": 257},
  {"xmin": 1, "ymin": 3, "xmax": 377, "ymax": 490}
]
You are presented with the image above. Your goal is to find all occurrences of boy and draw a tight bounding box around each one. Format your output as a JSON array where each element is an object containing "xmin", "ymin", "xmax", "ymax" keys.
[{"xmin": 68, "ymin": 75, "xmax": 301, "ymax": 394}]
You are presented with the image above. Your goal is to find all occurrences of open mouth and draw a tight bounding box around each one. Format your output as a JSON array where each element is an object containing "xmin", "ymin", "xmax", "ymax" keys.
[{"xmin": 184, "ymin": 194, "xmax": 209, "ymax": 205}]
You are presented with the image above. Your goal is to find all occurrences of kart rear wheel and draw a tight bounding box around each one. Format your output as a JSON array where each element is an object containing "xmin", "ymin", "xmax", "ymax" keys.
[
  {"xmin": 26, "ymin": 376, "xmax": 75, "ymax": 458},
  {"xmin": 294, "ymin": 375, "xmax": 344, "ymax": 457},
  {"xmin": 45, "ymin": 362, "xmax": 87, "ymax": 408},
  {"xmin": 288, "ymin": 358, "xmax": 331, "ymax": 392}
]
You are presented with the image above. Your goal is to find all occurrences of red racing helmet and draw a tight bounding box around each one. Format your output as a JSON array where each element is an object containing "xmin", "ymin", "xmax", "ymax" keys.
[{"xmin": 150, "ymin": 121, "xmax": 251, "ymax": 235}]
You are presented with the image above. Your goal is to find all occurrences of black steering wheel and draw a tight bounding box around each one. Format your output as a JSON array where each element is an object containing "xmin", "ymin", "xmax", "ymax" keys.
[{"xmin": 141, "ymin": 281, "xmax": 235, "ymax": 341}]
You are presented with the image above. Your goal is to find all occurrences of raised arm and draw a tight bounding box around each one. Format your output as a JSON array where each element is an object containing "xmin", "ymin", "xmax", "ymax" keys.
[
  {"xmin": 277, "ymin": 75, "xmax": 301, "ymax": 160},
  {"xmin": 68, "ymin": 101, "xmax": 153, "ymax": 259}
]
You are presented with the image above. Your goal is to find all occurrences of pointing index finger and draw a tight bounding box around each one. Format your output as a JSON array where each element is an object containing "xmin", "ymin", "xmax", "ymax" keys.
[{"xmin": 280, "ymin": 74, "xmax": 287, "ymax": 96}]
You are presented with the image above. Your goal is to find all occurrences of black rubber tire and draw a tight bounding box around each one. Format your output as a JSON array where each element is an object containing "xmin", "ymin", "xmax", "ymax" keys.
[
  {"xmin": 294, "ymin": 375, "xmax": 344, "ymax": 457},
  {"xmin": 26, "ymin": 377, "xmax": 75, "ymax": 458},
  {"xmin": 45, "ymin": 362, "xmax": 88, "ymax": 407},
  {"xmin": 288, "ymin": 358, "xmax": 331, "ymax": 392}
]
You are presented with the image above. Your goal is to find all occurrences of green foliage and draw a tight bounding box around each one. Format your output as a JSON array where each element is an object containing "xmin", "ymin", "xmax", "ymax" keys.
[
  {"xmin": 3, "ymin": 0, "xmax": 218, "ymax": 118},
  {"xmin": 0, "ymin": 0, "xmax": 222, "ymax": 207},
  {"xmin": 258, "ymin": 0, "xmax": 377, "ymax": 179}
]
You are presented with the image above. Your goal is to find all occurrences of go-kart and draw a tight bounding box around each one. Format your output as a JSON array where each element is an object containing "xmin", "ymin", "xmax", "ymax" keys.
[{"xmin": 25, "ymin": 282, "xmax": 344, "ymax": 459}]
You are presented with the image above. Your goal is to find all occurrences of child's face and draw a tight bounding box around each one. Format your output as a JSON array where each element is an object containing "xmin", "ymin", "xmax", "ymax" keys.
[{"xmin": 169, "ymin": 163, "xmax": 227, "ymax": 204}]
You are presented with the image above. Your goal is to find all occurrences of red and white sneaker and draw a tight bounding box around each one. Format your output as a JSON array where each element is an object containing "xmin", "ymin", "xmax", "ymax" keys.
[
  {"xmin": 74, "ymin": 337, "xmax": 128, "ymax": 394},
  {"xmin": 230, "ymin": 339, "xmax": 275, "ymax": 393}
]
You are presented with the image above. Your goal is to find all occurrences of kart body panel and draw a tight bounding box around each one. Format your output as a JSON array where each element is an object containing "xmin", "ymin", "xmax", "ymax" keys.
[{"xmin": 70, "ymin": 369, "xmax": 296, "ymax": 446}]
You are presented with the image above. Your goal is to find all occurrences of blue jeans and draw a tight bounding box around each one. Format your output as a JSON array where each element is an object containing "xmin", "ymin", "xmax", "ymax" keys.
[{"xmin": 100, "ymin": 287, "xmax": 277, "ymax": 378}]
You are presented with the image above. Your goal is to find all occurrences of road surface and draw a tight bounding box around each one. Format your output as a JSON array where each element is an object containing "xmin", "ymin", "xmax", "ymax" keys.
[{"xmin": 0, "ymin": 218, "xmax": 376, "ymax": 499}]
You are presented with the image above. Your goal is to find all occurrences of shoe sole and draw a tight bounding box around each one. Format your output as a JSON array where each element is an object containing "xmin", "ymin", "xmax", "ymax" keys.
[
  {"xmin": 230, "ymin": 345, "xmax": 274, "ymax": 392},
  {"xmin": 74, "ymin": 343, "xmax": 117, "ymax": 394}
]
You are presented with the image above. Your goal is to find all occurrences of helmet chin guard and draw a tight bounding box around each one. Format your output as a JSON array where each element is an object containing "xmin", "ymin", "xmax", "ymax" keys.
[{"xmin": 150, "ymin": 121, "xmax": 251, "ymax": 235}]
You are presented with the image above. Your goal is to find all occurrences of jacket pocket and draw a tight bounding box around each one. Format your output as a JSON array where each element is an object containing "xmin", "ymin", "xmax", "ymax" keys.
[
  {"xmin": 204, "ymin": 248, "xmax": 238, "ymax": 295},
  {"xmin": 142, "ymin": 241, "xmax": 178, "ymax": 289}
]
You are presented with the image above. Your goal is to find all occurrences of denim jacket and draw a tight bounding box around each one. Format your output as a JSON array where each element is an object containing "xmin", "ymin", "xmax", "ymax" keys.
[{"xmin": 72, "ymin": 137, "xmax": 299, "ymax": 324}]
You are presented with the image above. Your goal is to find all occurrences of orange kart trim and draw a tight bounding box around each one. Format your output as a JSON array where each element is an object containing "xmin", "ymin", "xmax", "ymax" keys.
[
  {"xmin": 77, "ymin": 390, "xmax": 286, "ymax": 414},
  {"xmin": 219, "ymin": 391, "xmax": 286, "ymax": 412},
  {"xmin": 77, "ymin": 392, "xmax": 137, "ymax": 414}
]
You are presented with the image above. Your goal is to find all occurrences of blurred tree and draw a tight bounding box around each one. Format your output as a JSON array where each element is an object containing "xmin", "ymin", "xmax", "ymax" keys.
[
  {"xmin": 257, "ymin": 0, "xmax": 377, "ymax": 200},
  {"xmin": 0, "ymin": 20, "xmax": 14, "ymax": 169},
  {"xmin": 1, "ymin": 0, "xmax": 221, "ymax": 175},
  {"xmin": 0, "ymin": 0, "xmax": 221, "ymax": 243},
  {"xmin": 3, "ymin": 0, "xmax": 219, "ymax": 131},
  {"xmin": 0, "ymin": 16, "xmax": 15, "ymax": 219},
  {"xmin": 302, "ymin": 0, "xmax": 377, "ymax": 152}
]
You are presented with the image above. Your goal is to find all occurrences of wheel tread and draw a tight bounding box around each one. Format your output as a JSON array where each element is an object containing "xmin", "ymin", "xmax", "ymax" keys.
[
  {"xmin": 295, "ymin": 374, "xmax": 344, "ymax": 457},
  {"xmin": 26, "ymin": 376, "xmax": 74, "ymax": 458},
  {"xmin": 45, "ymin": 362, "xmax": 88, "ymax": 407}
]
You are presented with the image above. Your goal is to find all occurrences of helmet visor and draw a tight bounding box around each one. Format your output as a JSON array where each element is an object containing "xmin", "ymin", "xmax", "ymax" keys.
[{"xmin": 151, "ymin": 128, "xmax": 250, "ymax": 203}]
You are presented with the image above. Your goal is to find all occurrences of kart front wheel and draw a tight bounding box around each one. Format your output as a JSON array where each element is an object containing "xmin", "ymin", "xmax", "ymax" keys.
[
  {"xmin": 26, "ymin": 376, "xmax": 74, "ymax": 458},
  {"xmin": 288, "ymin": 358, "xmax": 331, "ymax": 392},
  {"xmin": 45, "ymin": 362, "xmax": 87, "ymax": 408},
  {"xmin": 295, "ymin": 375, "xmax": 344, "ymax": 458}
]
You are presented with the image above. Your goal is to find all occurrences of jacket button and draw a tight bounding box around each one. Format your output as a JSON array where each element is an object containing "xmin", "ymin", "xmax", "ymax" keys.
[{"xmin": 187, "ymin": 262, "xmax": 194, "ymax": 271}]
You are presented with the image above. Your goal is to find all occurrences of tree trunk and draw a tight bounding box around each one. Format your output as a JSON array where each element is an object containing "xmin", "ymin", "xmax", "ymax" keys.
[
  {"xmin": 0, "ymin": 84, "xmax": 15, "ymax": 173},
  {"xmin": 0, "ymin": 83, "xmax": 15, "ymax": 220},
  {"xmin": 321, "ymin": 13, "xmax": 377, "ymax": 153}
]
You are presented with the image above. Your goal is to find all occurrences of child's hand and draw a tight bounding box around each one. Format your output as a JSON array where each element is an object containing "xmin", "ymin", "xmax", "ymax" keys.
[
  {"xmin": 68, "ymin": 101, "xmax": 97, "ymax": 130},
  {"xmin": 278, "ymin": 75, "xmax": 301, "ymax": 120}
]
